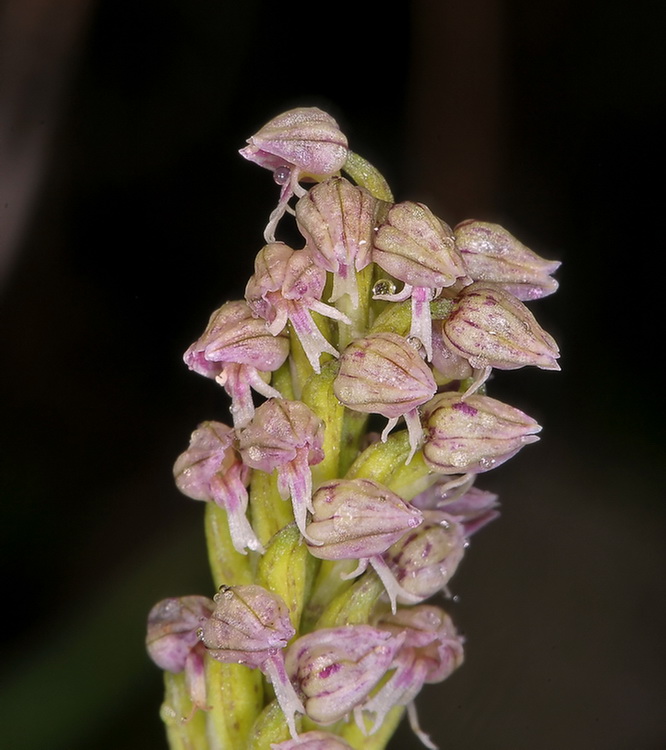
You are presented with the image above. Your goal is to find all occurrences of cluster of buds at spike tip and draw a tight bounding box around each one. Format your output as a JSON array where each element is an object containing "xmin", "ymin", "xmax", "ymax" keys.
[{"xmin": 147, "ymin": 106, "xmax": 561, "ymax": 750}]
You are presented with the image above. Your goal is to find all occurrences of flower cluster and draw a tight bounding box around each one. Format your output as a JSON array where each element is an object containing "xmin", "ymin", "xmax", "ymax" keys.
[{"xmin": 147, "ymin": 107, "xmax": 560, "ymax": 750}]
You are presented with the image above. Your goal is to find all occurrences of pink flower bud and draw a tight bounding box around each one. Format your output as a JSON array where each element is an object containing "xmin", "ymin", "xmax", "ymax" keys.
[
  {"xmin": 422, "ymin": 392, "xmax": 541, "ymax": 474},
  {"xmin": 364, "ymin": 605, "xmax": 464, "ymax": 745},
  {"xmin": 373, "ymin": 202, "xmax": 467, "ymax": 289},
  {"xmin": 306, "ymin": 478, "xmax": 423, "ymax": 613},
  {"xmin": 240, "ymin": 107, "xmax": 348, "ymax": 181},
  {"xmin": 285, "ymin": 626, "xmax": 405, "ymax": 726},
  {"xmin": 173, "ymin": 421, "xmax": 263, "ymax": 554},
  {"xmin": 454, "ymin": 220, "xmax": 560, "ymax": 300},
  {"xmin": 413, "ymin": 478, "xmax": 500, "ymax": 536},
  {"xmin": 431, "ymin": 322, "xmax": 474, "ymax": 381},
  {"xmin": 239, "ymin": 108, "xmax": 349, "ymax": 242},
  {"xmin": 147, "ymin": 596, "xmax": 215, "ymax": 673},
  {"xmin": 333, "ymin": 332, "xmax": 437, "ymax": 462},
  {"xmin": 384, "ymin": 511, "xmax": 467, "ymax": 603},
  {"xmin": 245, "ymin": 243, "xmax": 350, "ymax": 373},
  {"xmin": 441, "ymin": 282, "xmax": 560, "ymax": 386},
  {"xmin": 307, "ymin": 478, "xmax": 423, "ymax": 559},
  {"xmin": 295, "ymin": 176, "xmax": 377, "ymax": 306},
  {"xmin": 183, "ymin": 300, "xmax": 289, "ymax": 427},
  {"xmin": 146, "ymin": 595, "xmax": 215, "ymax": 712},
  {"xmin": 372, "ymin": 202, "xmax": 469, "ymax": 359},
  {"xmin": 202, "ymin": 584, "xmax": 304, "ymax": 738},
  {"xmin": 201, "ymin": 584, "xmax": 294, "ymax": 668},
  {"xmin": 238, "ymin": 399, "xmax": 325, "ymax": 541},
  {"xmin": 271, "ymin": 732, "xmax": 354, "ymax": 750}
]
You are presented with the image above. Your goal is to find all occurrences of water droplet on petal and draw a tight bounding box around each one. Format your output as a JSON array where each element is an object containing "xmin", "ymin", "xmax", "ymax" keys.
[
  {"xmin": 407, "ymin": 335, "xmax": 425, "ymax": 355},
  {"xmin": 373, "ymin": 279, "xmax": 396, "ymax": 296},
  {"xmin": 273, "ymin": 166, "xmax": 291, "ymax": 185}
]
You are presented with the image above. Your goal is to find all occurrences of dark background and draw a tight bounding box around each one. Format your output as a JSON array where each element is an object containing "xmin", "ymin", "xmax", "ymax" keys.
[{"xmin": 1, "ymin": 1, "xmax": 663, "ymax": 748}]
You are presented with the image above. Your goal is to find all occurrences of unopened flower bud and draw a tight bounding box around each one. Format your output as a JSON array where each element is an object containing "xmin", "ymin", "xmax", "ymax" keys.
[
  {"xmin": 202, "ymin": 584, "xmax": 304, "ymax": 738},
  {"xmin": 295, "ymin": 176, "xmax": 377, "ymax": 306},
  {"xmin": 306, "ymin": 478, "xmax": 423, "ymax": 613},
  {"xmin": 384, "ymin": 511, "xmax": 467, "ymax": 603},
  {"xmin": 422, "ymin": 392, "xmax": 541, "ymax": 474},
  {"xmin": 365, "ymin": 605, "xmax": 465, "ymax": 745},
  {"xmin": 184, "ymin": 300, "xmax": 289, "ymax": 427},
  {"xmin": 285, "ymin": 626, "xmax": 405, "ymax": 726},
  {"xmin": 271, "ymin": 731, "xmax": 354, "ymax": 750},
  {"xmin": 307, "ymin": 478, "xmax": 422, "ymax": 558},
  {"xmin": 245, "ymin": 243, "xmax": 350, "ymax": 373},
  {"xmin": 373, "ymin": 202, "xmax": 469, "ymax": 359},
  {"xmin": 201, "ymin": 584, "xmax": 294, "ymax": 667},
  {"xmin": 147, "ymin": 596, "xmax": 215, "ymax": 673},
  {"xmin": 173, "ymin": 421, "xmax": 262, "ymax": 554},
  {"xmin": 333, "ymin": 332, "xmax": 437, "ymax": 462},
  {"xmin": 238, "ymin": 399, "xmax": 325, "ymax": 542},
  {"xmin": 454, "ymin": 220, "xmax": 560, "ymax": 300},
  {"xmin": 431, "ymin": 325, "xmax": 474, "ymax": 382},
  {"xmin": 146, "ymin": 595, "xmax": 215, "ymax": 712},
  {"xmin": 441, "ymin": 282, "xmax": 560, "ymax": 392},
  {"xmin": 373, "ymin": 202, "xmax": 467, "ymax": 289},
  {"xmin": 240, "ymin": 107, "xmax": 348, "ymax": 181},
  {"xmin": 413, "ymin": 479, "xmax": 500, "ymax": 536},
  {"xmin": 240, "ymin": 108, "xmax": 349, "ymax": 242}
]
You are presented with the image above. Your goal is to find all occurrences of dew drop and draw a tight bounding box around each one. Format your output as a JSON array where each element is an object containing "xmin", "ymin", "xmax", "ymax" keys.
[
  {"xmin": 273, "ymin": 166, "xmax": 291, "ymax": 185},
  {"xmin": 407, "ymin": 335, "xmax": 425, "ymax": 354},
  {"xmin": 372, "ymin": 279, "xmax": 396, "ymax": 296}
]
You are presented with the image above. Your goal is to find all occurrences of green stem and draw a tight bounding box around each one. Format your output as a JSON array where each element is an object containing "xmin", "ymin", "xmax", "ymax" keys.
[
  {"xmin": 204, "ymin": 503, "xmax": 254, "ymax": 588},
  {"xmin": 343, "ymin": 151, "xmax": 394, "ymax": 202},
  {"xmin": 161, "ymin": 672, "xmax": 209, "ymax": 750},
  {"xmin": 340, "ymin": 705, "xmax": 405, "ymax": 750},
  {"xmin": 257, "ymin": 524, "xmax": 317, "ymax": 634},
  {"xmin": 204, "ymin": 659, "xmax": 263, "ymax": 750},
  {"xmin": 315, "ymin": 571, "xmax": 385, "ymax": 629},
  {"xmin": 248, "ymin": 469, "xmax": 295, "ymax": 549}
]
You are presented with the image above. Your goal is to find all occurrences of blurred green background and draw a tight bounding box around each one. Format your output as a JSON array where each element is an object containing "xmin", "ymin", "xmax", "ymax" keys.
[{"xmin": 1, "ymin": 1, "xmax": 663, "ymax": 748}]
